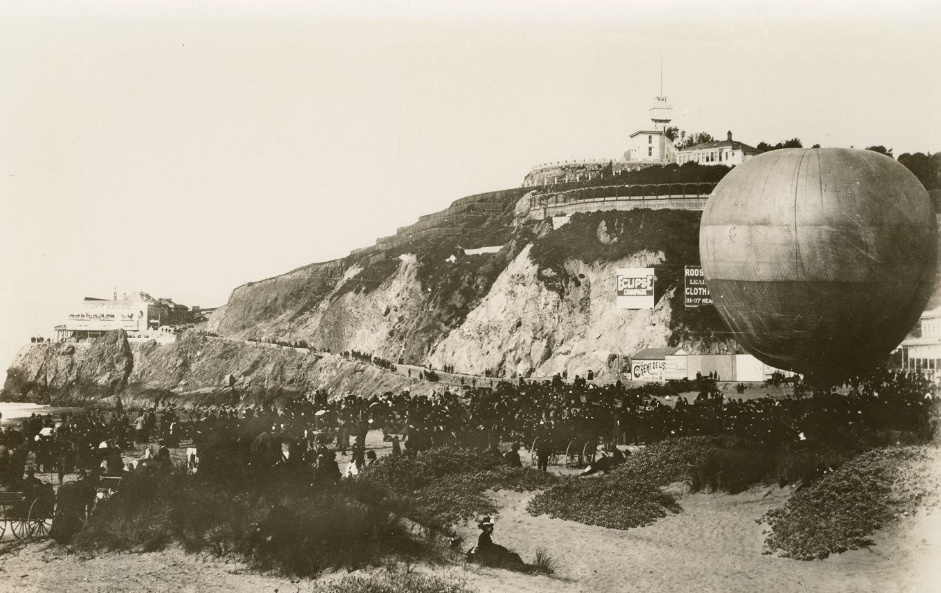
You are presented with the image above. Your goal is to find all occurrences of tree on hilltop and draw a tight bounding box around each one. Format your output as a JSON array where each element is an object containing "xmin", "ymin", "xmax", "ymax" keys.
[
  {"xmin": 756, "ymin": 138, "xmax": 803, "ymax": 152},
  {"xmin": 898, "ymin": 152, "xmax": 941, "ymax": 191},
  {"xmin": 865, "ymin": 145, "xmax": 894, "ymax": 157},
  {"xmin": 673, "ymin": 131, "xmax": 715, "ymax": 151}
]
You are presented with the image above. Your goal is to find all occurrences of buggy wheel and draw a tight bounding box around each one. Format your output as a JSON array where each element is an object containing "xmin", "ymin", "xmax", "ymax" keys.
[
  {"xmin": 530, "ymin": 437, "xmax": 539, "ymax": 466},
  {"xmin": 0, "ymin": 507, "xmax": 6, "ymax": 539},
  {"xmin": 564, "ymin": 440, "xmax": 579, "ymax": 468},
  {"xmin": 27, "ymin": 498, "xmax": 54, "ymax": 539},
  {"xmin": 582, "ymin": 441, "xmax": 597, "ymax": 467},
  {"xmin": 10, "ymin": 514, "xmax": 30, "ymax": 539}
]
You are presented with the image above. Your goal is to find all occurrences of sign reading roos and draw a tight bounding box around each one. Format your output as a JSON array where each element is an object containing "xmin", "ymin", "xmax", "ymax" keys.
[
  {"xmin": 684, "ymin": 265, "xmax": 713, "ymax": 308},
  {"xmin": 616, "ymin": 268, "xmax": 655, "ymax": 309}
]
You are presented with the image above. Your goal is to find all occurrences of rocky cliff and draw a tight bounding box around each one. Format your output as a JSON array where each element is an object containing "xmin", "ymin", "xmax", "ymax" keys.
[
  {"xmin": 4, "ymin": 185, "xmax": 747, "ymax": 406},
  {"xmin": 3, "ymin": 330, "xmax": 133, "ymax": 404},
  {"xmin": 206, "ymin": 205, "xmax": 735, "ymax": 381},
  {"xmin": 2, "ymin": 331, "xmax": 420, "ymax": 407}
]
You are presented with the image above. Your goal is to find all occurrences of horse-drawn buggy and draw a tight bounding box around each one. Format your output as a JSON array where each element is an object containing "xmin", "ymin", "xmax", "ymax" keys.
[
  {"xmin": 0, "ymin": 486, "xmax": 55, "ymax": 540},
  {"xmin": 492, "ymin": 394, "xmax": 605, "ymax": 470},
  {"xmin": 528, "ymin": 430, "xmax": 599, "ymax": 469}
]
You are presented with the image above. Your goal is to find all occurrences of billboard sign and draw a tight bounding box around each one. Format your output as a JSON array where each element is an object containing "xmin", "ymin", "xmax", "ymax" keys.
[
  {"xmin": 631, "ymin": 359, "xmax": 665, "ymax": 382},
  {"xmin": 684, "ymin": 265, "xmax": 713, "ymax": 308},
  {"xmin": 616, "ymin": 268, "xmax": 655, "ymax": 309}
]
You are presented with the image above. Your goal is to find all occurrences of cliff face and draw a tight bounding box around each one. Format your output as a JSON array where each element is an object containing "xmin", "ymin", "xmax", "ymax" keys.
[
  {"xmin": 127, "ymin": 333, "xmax": 417, "ymax": 403},
  {"xmin": 2, "ymin": 330, "xmax": 132, "ymax": 403},
  {"xmin": 425, "ymin": 244, "xmax": 672, "ymax": 379},
  {"xmin": 2, "ymin": 330, "xmax": 420, "ymax": 406},
  {"xmin": 206, "ymin": 208, "xmax": 737, "ymax": 381},
  {"xmin": 5, "ymin": 196, "xmax": 746, "ymax": 406}
]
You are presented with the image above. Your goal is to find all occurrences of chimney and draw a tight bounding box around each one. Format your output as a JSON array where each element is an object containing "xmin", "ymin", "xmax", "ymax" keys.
[{"xmin": 727, "ymin": 131, "xmax": 733, "ymax": 142}]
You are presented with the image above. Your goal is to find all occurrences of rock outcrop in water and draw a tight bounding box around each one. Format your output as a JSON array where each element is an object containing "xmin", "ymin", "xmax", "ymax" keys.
[
  {"xmin": 3, "ymin": 330, "xmax": 132, "ymax": 403},
  {"xmin": 2, "ymin": 330, "xmax": 418, "ymax": 407}
]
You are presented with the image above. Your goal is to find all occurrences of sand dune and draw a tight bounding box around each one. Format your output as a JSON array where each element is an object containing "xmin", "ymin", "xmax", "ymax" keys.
[{"xmin": 3, "ymin": 444, "xmax": 940, "ymax": 592}]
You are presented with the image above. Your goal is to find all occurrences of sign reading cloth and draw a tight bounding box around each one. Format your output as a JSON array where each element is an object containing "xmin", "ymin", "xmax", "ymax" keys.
[
  {"xmin": 616, "ymin": 268, "xmax": 655, "ymax": 309},
  {"xmin": 684, "ymin": 265, "xmax": 713, "ymax": 308}
]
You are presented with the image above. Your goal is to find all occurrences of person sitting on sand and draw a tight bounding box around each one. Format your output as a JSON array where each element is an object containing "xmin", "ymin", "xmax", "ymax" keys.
[
  {"xmin": 503, "ymin": 443, "xmax": 522, "ymax": 468},
  {"xmin": 22, "ymin": 467, "xmax": 44, "ymax": 499},
  {"xmin": 608, "ymin": 443, "xmax": 626, "ymax": 465},
  {"xmin": 580, "ymin": 442, "xmax": 627, "ymax": 477},
  {"xmin": 472, "ymin": 516, "xmax": 527, "ymax": 570}
]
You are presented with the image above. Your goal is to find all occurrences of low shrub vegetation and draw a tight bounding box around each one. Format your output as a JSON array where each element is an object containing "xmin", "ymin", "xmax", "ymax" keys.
[
  {"xmin": 68, "ymin": 448, "xmax": 552, "ymax": 578},
  {"xmin": 310, "ymin": 570, "xmax": 474, "ymax": 593},
  {"xmin": 527, "ymin": 473, "xmax": 681, "ymax": 529},
  {"xmin": 530, "ymin": 547, "xmax": 557, "ymax": 576},
  {"xmin": 629, "ymin": 436, "xmax": 861, "ymax": 494},
  {"xmin": 71, "ymin": 466, "xmax": 432, "ymax": 578},
  {"xmin": 363, "ymin": 448, "xmax": 557, "ymax": 530},
  {"xmin": 526, "ymin": 436, "xmax": 876, "ymax": 531},
  {"xmin": 761, "ymin": 446, "xmax": 940, "ymax": 560}
]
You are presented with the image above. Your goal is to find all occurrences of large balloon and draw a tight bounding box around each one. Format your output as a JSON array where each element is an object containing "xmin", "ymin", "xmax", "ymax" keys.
[{"xmin": 700, "ymin": 148, "xmax": 937, "ymax": 383}]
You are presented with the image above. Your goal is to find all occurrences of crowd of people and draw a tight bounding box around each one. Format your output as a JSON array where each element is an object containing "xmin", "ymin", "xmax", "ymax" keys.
[
  {"xmin": 1, "ymin": 368, "xmax": 938, "ymax": 508},
  {"xmin": 340, "ymin": 350, "xmax": 396, "ymax": 371}
]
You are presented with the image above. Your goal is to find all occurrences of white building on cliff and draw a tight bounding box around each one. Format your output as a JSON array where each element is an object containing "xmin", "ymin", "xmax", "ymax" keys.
[
  {"xmin": 55, "ymin": 291, "xmax": 193, "ymax": 340},
  {"xmin": 676, "ymin": 131, "xmax": 761, "ymax": 166},
  {"xmin": 624, "ymin": 95, "xmax": 677, "ymax": 164}
]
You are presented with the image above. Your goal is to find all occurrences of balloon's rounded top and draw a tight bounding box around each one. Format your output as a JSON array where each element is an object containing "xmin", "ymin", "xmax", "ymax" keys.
[{"xmin": 700, "ymin": 148, "xmax": 937, "ymax": 383}]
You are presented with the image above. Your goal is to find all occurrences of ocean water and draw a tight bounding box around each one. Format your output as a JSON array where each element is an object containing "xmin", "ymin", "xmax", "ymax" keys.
[{"xmin": 0, "ymin": 401, "xmax": 62, "ymax": 426}]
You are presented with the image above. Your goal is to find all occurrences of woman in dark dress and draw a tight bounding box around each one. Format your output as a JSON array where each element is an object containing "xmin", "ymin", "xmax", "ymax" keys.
[{"xmin": 474, "ymin": 517, "xmax": 526, "ymax": 570}]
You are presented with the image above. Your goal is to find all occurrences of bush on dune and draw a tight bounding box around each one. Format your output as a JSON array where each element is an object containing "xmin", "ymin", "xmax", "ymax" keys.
[
  {"xmin": 72, "ymin": 466, "xmax": 433, "ymax": 578},
  {"xmin": 311, "ymin": 571, "xmax": 473, "ymax": 593},
  {"xmin": 362, "ymin": 448, "xmax": 558, "ymax": 530},
  {"xmin": 630, "ymin": 436, "xmax": 861, "ymax": 494},
  {"xmin": 525, "ymin": 436, "xmax": 873, "ymax": 531},
  {"xmin": 72, "ymin": 448, "xmax": 553, "ymax": 577},
  {"xmin": 760, "ymin": 446, "xmax": 940, "ymax": 560},
  {"xmin": 525, "ymin": 437, "xmax": 727, "ymax": 531},
  {"xmin": 621, "ymin": 436, "xmax": 723, "ymax": 486},
  {"xmin": 362, "ymin": 448, "xmax": 505, "ymax": 493},
  {"xmin": 527, "ymin": 473, "xmax": 681, "ymax": 530}
]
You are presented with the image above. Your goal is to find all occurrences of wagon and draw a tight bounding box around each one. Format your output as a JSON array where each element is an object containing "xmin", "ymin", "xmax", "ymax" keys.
[
  {"xmin": 0, "ymin": 488, "xmax": 55, "ymax": 540},
  {"xmin": 529, "ymin": 434, "xmax": 598, "ymax": 469}
]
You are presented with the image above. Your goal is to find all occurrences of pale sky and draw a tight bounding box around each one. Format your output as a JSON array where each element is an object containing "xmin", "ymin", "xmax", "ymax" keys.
[{"xmin": 1, "ymin": 1, "xmax": 940, "ymax": 382}]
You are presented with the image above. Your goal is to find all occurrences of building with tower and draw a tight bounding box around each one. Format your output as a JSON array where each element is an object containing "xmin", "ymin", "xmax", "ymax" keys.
[
  {"xmin": 624, "ymin": 95, "xmax": 677, "ymax": 164},
  {"xmin": 55, "ymin": 291, "xmax": 197, "ymax": 340}
]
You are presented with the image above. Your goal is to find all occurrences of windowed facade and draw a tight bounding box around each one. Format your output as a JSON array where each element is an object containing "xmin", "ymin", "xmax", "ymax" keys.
[
  {"xmin": 676, "ymin": 143, "xmax": 759, "ymax": 167},
  {"xmin": 627, "ymin": 130, "xmax": 676, "ymax": 163}
]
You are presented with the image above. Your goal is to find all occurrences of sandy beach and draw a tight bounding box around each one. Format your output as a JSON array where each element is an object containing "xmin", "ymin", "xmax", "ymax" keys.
[{"xmin": 3, "ymin": 466, "xmax": 940, "ymax": 593}]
